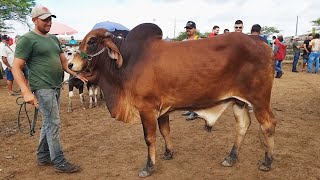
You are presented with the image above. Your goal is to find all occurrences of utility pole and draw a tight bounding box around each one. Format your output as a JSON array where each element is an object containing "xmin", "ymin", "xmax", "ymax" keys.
[
  {"xmin": 174, "ymin": 17, "xmax": 176, "ymax": 39},
  {"xmin": 295, "ymin": 16, "xmax": 298, "ymax": 36}
]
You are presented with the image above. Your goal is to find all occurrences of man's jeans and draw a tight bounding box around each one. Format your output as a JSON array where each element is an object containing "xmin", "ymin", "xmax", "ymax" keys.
[
  {"xmin": 292, "ymin": 52, "xmax": 300, "ymax": 71},
  {"xmin": 34, "ymin": 89, "xmax": 66, "ymax": 167},
  {"xmin": 275, "ymin": 60, "xmax": 282, "ymax": 74},
  {"xmin": 308, "ymin": 52, "xmax": 320, "ymax": 73}
]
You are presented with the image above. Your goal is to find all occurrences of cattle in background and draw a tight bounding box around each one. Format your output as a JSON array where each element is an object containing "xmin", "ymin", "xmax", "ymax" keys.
[
  {"xmin": 87, "ymin": 82, "xmax": 103, "ymax": 108},
  {"xmin": 65, "ymin": 46, "xmax": 103, "ymax": 111},
  {"xmin": 65, "ymin": 47, "xmax": 86, "ymax": 112},
  {"xmin": 69, "ymin": 23, "xmax": 276, "ymax": 177}
]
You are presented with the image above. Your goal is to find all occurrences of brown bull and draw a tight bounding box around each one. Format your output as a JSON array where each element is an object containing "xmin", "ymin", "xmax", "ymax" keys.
[{"xmin": 69, "ymin": 23, "xmax": 276, "ymax": 177}]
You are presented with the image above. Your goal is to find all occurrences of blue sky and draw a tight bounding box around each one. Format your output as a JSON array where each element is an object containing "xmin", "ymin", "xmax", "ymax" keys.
[{"xmin": 11, "ymin": 0, "xmax": 320, "ymax": 39}]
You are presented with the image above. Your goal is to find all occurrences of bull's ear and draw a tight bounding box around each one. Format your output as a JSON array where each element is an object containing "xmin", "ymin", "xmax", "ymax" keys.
[{"xmin": 104, "ymin": 40, "xmax": 123, "ymax": 68}]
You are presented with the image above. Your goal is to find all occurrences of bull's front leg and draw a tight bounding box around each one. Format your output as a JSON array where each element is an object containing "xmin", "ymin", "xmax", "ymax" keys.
[
  {"xmin": 158, "ymin": 115, "xmax": 174, "ymax": 160},
  {"xmin": 139, "ymin": 111, "xmax": 157, "ymax": 178}
]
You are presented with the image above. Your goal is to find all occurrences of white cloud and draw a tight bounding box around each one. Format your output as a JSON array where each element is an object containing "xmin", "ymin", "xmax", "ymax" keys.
[{"xmin": 7, "ymin": 0, "xmax": 319, "ymax": 39}]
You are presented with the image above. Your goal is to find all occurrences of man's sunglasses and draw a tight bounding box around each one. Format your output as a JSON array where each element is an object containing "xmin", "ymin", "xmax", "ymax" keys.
[{"xmin": 234, "ymin": 26, "xmax": 243, "ymax": 29}]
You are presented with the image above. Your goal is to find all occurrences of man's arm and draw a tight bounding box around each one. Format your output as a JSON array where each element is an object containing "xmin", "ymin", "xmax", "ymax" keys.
[
  {"xmin": 12, "ymin": 58, "xmax": 38, "ymax": 107},
  {"xmin": 59, "ymin": 53, "xmax": 87, "ymax": 82},
  {"xmin": 2, "ymin": 56, "xmax": 11, "ymax": 70}
]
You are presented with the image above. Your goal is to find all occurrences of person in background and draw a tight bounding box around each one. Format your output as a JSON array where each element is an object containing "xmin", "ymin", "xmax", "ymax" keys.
[
  {"xmin": 250, "ymin": 24, "xmax": 268, "ymax": 43},
  {"xmin": 0, "ymin": 35, "xmax": 20, "ymax": 96},
  {"xmin": 274, "ymin": 35, "xmax": 287, "ymax": 78},
  {"xmin": 209, "ymin": 25, "xmax": 220, "ymax": 37},
  {"xmin": 69, "ymin": 36, "xmax": 77, "ymax": 45},
  {"xmin": 183, "ymin": 21, "xmax": 200, "ymax": 41},
  {"xmin": 302, "ymin": 34, "xmax": 313, "ymax": 72},
  {"xmin": 181, "ymin": 21, "xmax": 200, "ymax": 120},
  {"xmin": 234, "ymin": 20, "xmax": 244, "ymax": 33},
  {"xmin": 12, "ymin": 5, "xmax": 87, "ymax": 173},
  {"xmin": 223, "ymin": 29, "xmax": 230, "ymax": 34},
  {"xmin": 307, "ymin": 33, "xmax": 320, "ymax": 73},
  {"xmin": 292, "ymin": 36, "xmax": 301, "ymax": 72},
  {"xmin": 0, "ymin": 35, "xmax": 4, "ymax": 79}
]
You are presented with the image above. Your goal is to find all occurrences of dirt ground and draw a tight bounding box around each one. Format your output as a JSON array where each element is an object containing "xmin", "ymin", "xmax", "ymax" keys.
[{"xmin": 0, "ymin": 63, "xmax": 320, "ymax": 180}]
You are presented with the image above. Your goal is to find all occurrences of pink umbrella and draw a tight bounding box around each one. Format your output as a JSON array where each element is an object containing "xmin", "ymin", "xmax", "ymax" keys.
[{"xmin": 49, "ymin": 22, "xmax": 78, "ymax": 35}]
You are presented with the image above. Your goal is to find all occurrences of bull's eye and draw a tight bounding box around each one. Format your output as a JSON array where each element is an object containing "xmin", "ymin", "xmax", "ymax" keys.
[{"xmin": 87, "ymin": 38, "xmax": 97, "ymax": 45}]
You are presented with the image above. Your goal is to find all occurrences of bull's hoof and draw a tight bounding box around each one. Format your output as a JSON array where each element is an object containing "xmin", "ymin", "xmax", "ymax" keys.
[
  {"xmin": 221, "ymin": 156, "xmax": 236, "ymax": 167},
  {"xmin": 89, "ymin": 104, "xmax": 93, "ymax": 109},
  {"xmin": 259, "ymin": 163, "xmax": 271, "ymax": 171},
  {"xmin": 221, "ymin": 160, "xmax": 232, "ymax": 167},
  {"xmin": 138, "ymin": 166, "xmax": 154, "ymax": 178},
  {"xmin": 162, "ymin": 151, "xmax": 174, "ymax": 160}
]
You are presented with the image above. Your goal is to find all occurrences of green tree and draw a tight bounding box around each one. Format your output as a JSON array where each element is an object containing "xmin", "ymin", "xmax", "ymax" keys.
[
  {"xmin": 0, "ymin": 0, "xmax": 35, "ymax": 32},
  {"xmin": 311, "ymin": 18, "xmax": 320, "ymax": 26},
  {"xmin": 261, "ymin": 26, "xmax": 280, "ymax": 35}
]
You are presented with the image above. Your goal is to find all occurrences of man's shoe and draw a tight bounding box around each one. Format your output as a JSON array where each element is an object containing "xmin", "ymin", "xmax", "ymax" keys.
[
  {"xmin": 182, "ymin": 111, "xmax": 192, "ymax": 116},
  {"xmin": 186, "ymin": 112, "xmax": 199, "ymax": 120},
  {"xmin": 292, "ymin": 70, "xmax": 298, "ymax": 73},
  {"xmin": 55, "ymin": 162, "xmax": 80, "ymax": 173},
  {"xmin": 278, "ymin": 72, "xmax": 284, "ymax": 78}
]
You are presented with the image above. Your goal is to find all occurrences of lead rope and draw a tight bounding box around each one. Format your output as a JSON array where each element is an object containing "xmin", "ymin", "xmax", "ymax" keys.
[{"xmin": 16, "ymin": 76, "xmax": 77, "ymax": 136}]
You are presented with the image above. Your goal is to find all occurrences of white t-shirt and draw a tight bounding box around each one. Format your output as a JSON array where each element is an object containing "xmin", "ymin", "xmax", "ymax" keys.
[
  {"xmin": 0, "ymin": 42, "xmax": 6, "ymax": 69},
  {"xmin": 0, "ymin": 42, "xmax": 14, "ymax": 68},
  {"xmin": 310, "ymin": 39, "xmax": 320, "ymax": 52}
]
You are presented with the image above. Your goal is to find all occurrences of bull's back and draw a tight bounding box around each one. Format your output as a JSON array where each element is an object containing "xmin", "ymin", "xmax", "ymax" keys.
[{"xmin": 130, "ymin": 33, "xmax": 274, "ymax": 106}]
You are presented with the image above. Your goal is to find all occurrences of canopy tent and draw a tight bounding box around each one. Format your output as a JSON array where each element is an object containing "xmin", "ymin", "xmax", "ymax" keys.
[
  {"xmin": 49, "ymin": 22, "xmax": 78, "ymax": 35},
  {"xmin": 92, "ymin": 21, "xmax": 130, "ymax": 38}
]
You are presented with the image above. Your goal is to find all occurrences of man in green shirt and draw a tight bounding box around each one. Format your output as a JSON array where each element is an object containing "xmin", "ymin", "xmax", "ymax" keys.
[{"xmin": 12, "ymin": 5, "xmax": 87, "ymax": 173}]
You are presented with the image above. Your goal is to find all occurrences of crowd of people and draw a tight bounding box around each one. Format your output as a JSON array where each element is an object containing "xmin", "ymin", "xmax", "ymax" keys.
[{"xmin": 1, "ymin": 4, "xmax": 320, "ymax": 175}]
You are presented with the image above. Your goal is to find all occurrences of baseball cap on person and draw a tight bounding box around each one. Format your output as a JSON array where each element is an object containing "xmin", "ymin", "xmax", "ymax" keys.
[
  {"xmin": 1, "ymin": 35, "xmax": 10, "ymax": 41},
  {"xmin": 31, "ymin": 5, "xmax": 56, "ymax": 19},
  {"xmin": 293, "ymin": 36, "xmax": 299, "ymax": 39},
  {"xmin": 184, "ymin": 21, "xmax": 196, "ymax": 29}
]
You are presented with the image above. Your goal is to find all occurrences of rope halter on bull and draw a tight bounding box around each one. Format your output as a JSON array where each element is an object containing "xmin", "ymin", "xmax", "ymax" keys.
[
  {"xmin": 78, "ymin": 32, "xmax": 121, "ymax": 72},
  {"xmin": 79, "ymin": 47, "xmax": 107, "ymax": 72}
]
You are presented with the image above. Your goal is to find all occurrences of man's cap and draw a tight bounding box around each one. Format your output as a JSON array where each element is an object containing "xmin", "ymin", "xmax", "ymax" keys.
[
  {"xmin": 294, "ymin": 36, "xmax": 299, "ymax": 39},
  {"xmin": 184, "ymin": 21, "xmax": 196, "ymax": 29},
  {"xmin": 1, "ymin": 35, "xmax": 10, "ymax": 40},
  {"xmin": 31, "ymin": 5, "xmax": 56, "ymax": 19}
]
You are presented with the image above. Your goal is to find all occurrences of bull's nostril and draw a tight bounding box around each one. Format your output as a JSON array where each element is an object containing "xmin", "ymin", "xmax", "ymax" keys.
[
  {"xmin": 68, "ymin": 63, "xmax": 73, "ymax": 69},
  {"xmin": 68, "ymin": 52, "xmax": 72, "ymax": 55}
]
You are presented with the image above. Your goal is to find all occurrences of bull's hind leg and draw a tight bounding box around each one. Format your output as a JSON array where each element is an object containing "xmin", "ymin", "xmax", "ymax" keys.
[
  {"xmin": 158, "ymin": 115, "xmax": 174, "ymax": 160},
  {"xmin": 255, "ymin": 108, "xmax": 276, "ymax": 171},
  {"xmin": 139, "ymin": 111, "xmax": 157, "ymax": 178},
  {"xmin": 222, "ymin": 101, "xmax": 251, "ymax": 167}
]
